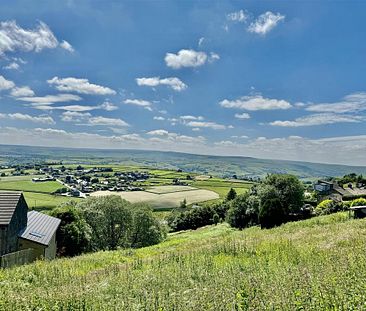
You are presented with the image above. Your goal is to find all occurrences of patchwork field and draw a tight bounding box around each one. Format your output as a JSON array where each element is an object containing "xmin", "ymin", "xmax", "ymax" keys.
[
  {"xmin": 91, "ymin": 186, "xmax": 219, "ymax": 209},
  {"xmin": 146, "ymin": 185, "xmax": 197, "ymax": 194}
]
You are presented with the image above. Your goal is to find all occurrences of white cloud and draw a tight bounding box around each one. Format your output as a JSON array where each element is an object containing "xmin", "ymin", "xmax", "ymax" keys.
[
  {"xmin": 59, "ymin": 40, "xmax": 74, "ymax": 52},
  {"xmin": 61, "ymin": 111, "xmax": 91, "ymax": 122},
  {"xmin": 186, "ymin": 121, "xmax": 226, "ymax": 130},
  {"xmin": 235, "ymin": 112, "xmax": 250, "ymax": 119},
  {"xmin": 270, "ymin": 113, "xmax": 363, "ymax": 127},
  {"xmin": 198, "ymin": 37, "xmax": 205, "ymax": 47},
  {"xmin": 305, "ymin": 92, "xmax": 366, "ymax": 113},
  {"xmin": 123, "ymin": 99, "xmax": 152, "ymax": 111},
  {"xmin": 0, "ymin": 75, "xmax": 15, "ymax": 90},
  {"xmin": 0, "ymin": 20, "xmax": 72, "ymax": 56},
  {"xmin": 47, "ymin": 77, "xmax": 116, "ymax": 95},
  {"xmin": 227, "ymin": 10, "xmax": 248, "ymax": 22},
  {"xmin": 17, "ymin": 93, "xmax": 82, "ymax": 104},
  {"xmin": 100, "ymin": 101, "xmax": 118, "ymax": 111},
  {"xmin": 248, "ymin": 12, "xmax": 285, "ymax": 35},
  {"xmin": 87, "ymin": 116, "xmax": 129, "ymax": 127},
  {"xmin": 214, "ymin": 140, "xmax": 237, "ymax": 147},
  {"xmin": 3, "ymin": 62, "xmax": 19, "ymax": 70},
  {"xmin": 10, "ymin": 86, "xmax": 35, "ymax": 97},
  {"xmin": 180, "ymin": 115, "xmax": 204, "ymax": 121},
  {"xmin": 165, "ymin": 49, "xmax": 218, "ymax": 69},
  {"xmin": 208, "ymin": 52, "xmax": 220, "ymax": 63},
  {"xmin": 0, "ymin": 112, "xmax": 54, "ymax": 124},
  {"xmin": 220, "ymin": 95, "xmax": 292, "ymax": 111},
  {"xmin": 153, "ymin": 116, "xmax": 165, "ymax": 121},
  {"xmin": 147, "ymin": 129, "xmax": 169, "ymax": 136},
  {"xmin": 136, "ymin": 76, "xmax": 187, "ymax": 91}
]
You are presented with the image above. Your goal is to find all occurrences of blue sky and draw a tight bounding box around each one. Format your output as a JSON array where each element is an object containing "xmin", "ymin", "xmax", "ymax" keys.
[{"xmin": 1, "ymin": 0, "xmax": 366, "ymax": 165}]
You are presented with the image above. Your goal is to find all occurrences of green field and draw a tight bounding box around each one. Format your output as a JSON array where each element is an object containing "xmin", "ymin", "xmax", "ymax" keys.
[
  {"xmin": 1, "ymin": 212, "xmax": 365, "ymax": 310},
  {"xmin": 23, "ymin": 192, "xmax": 81, "ymax": 211},
  {"xmin": 0, "ymin": 176, "xmax": 62, "ymax": 193}
]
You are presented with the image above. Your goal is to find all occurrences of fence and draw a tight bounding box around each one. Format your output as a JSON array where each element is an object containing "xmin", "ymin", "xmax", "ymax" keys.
[{"xmin": 0, "ymin": 248, "xmax": 36, "ymax": 268}]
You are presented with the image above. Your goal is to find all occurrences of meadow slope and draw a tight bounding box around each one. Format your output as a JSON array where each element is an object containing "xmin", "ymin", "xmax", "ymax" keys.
[{"xmin": 1, "ymin": 213, "xmax": 366, "ymax": 310}]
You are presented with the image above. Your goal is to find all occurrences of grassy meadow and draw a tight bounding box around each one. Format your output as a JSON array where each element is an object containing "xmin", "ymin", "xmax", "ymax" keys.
[{"xmin": 1, "ymin": 212, "xmax": 366, "ymax": 310}]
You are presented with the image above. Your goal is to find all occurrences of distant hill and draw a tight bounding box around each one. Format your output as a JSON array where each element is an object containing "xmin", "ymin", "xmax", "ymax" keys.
[{"xmin": 1, "ymin": 144, "xmax": 365, "ymax": 179}]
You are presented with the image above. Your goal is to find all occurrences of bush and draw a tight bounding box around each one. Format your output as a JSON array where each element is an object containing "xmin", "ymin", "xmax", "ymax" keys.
[
  {"xmin": 226, "ymin": 193, "xmax": 259, "ymax": 229},
  {"xmin": 130, "ymin": 203, "xmax": 167, "ymax": 248},
  {"xmin": 350, "ymin": 198, "xmax": 366, "ymax": 207},
  {"xmin": 314, "ymin": 199, "xmax": 346, "ymax": 216},
  {"xmin": 50, "ymin": 204, "xmax": 92, "ymax": 256},
  {"xmin": 226, "ymin": 188, "xmax": 237, "ymax": 201},
  {"xmin": 258, "ymin": 197, "xmax": 285, "ymax": 229},
  {"xmin": 168, "ymin": 201, "xmax": 229, "ymax": 232}
]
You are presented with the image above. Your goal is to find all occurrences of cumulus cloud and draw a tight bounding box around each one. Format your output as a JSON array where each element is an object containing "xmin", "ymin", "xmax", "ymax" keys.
[
  {"xmin": 47, "ymin": 77, "xmax": 116, "ymax": 95},
  {"xmin": 0, "ymin": 112, "xmax": 54, "ymax": 124},
  {"xmin": 123, "ymin": 99, "xmax": 153, "ymax": 111},
  {"xmin": 10, "ymin": 86, "xmax": 35, "ymax": 97},
  {"xmin": 270, "ymin": 113, "xmax": 363, "ymax": 127},
  {"xmin": 220, "ymin": 94, "xmax": 292, "ymax": 111},
  {"xmin": 227, "ymin": 10, "xmax": 248, "ymax": 22},
  {"xmin": 0, "ymin": 20, "xmax": 73, "ymax": 56},
  {"xmin": 248, "ymin": 12, "xmax": 285, "ymax": 35},
  {"xmin": 136, "ymin": 76, "xmax": 187, "ymax": 91},
  {"xmin": 147, "ymin": 129, "xmax": 169, "ymax": 136},
  {"xmin": 3, "ymin": 62, "xmax": 19, "ymax": 70},
  {"xmin": 185, "ymin": 121, "xmax": 226, "ymax": 130},
  {"xmin": 153, "ymin": 116, "xmax": 165, "ymax": 121},
  {"xmin": 235, "ymin": 112, "xmax": 250, "ymax": 119},
  {"xmin": 86, "ymin": 116, "xmax": 129, "ymax": 127},
  {"xmin": 165, "ymin": 49, "xmax": 219, "ymax": 69},
  {"xmin": 100, "ymin": 101, "xmax": 118, "ymax": 111},
  {"xmin": 0, "ymin": 75, "xmax": 15, "ymax": 90}
]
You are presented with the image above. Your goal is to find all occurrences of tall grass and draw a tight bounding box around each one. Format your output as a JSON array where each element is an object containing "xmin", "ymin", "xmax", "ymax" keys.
[{"xmin": 1, "ymin": 212, "xmax": 366, "ymax": 310}]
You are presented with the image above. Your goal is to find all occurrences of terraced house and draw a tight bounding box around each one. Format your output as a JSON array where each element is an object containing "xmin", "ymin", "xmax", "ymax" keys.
[{"xmin": 0, "ymin": 192, "xmax": 60, "ymax": 267}]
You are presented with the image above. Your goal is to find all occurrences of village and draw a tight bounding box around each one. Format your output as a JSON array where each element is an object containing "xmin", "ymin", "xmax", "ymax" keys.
[{"xmin": 0, "ymin": 163, "xmax": 152, "ymax": 197}]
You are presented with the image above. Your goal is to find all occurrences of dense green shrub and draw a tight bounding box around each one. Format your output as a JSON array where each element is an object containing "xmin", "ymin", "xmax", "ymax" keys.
[
  {"xmin": 226, "ymin": 193, "xmax": 259, "ymax": 229},
  {"xmin": 258, "ymin": 197, "xmax": 285, "ymax": 229},
  {"xmin": 350, "ymin": 197, "xmax": 366, "ymax": 207},
  {"xmin": 168, "ymin": 201, "xmax": 229, "ymax": 231},
  {"xmin": 226, "ymin": 188, "xmax": 237, "ymax": 201},
  {"xmin": 130, "ymin": 203, "xmax": 167, "ymax": 248},
  {"xmin": 50, "ymin": 204, "xmax": 92, "ymax": 256},
  {"xmin": 314, "ymin": 199, "xmax": 346, "ymax": 216}
]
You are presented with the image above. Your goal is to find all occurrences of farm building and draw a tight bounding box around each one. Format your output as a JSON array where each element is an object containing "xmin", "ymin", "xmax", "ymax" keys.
[
  {"xmin": 0, "ymin": 192, "xmax": 60, "ymax": 266},
  {"xmin": 313, "ymin": 180, "xmax": 334, "ymax": 194},
  {"xmin": 18, "ymin": 211, "xmax": 61, "ymax": 260}
]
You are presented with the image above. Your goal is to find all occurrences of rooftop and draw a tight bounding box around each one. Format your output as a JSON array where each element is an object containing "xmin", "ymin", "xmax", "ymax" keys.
[
  {"xmin": 0, "ymin": 192, "xmax": 22, "ymax": 225},
  {"xmin": 18, "ymin": 211, "xmax": 61, "ymax": 246}
]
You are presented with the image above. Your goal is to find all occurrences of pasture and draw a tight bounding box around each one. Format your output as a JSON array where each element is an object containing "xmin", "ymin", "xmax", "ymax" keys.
[
  {"xmin": 0, "ymin": 175, "xmax": 62, "ymax": 193},
  {"xmin": 1, "ymin": 213, "xmax": 366, "ymax": 310},
  {"xmin": 91, "ymin": 186, "xmax": 219, "ymax": 209}
]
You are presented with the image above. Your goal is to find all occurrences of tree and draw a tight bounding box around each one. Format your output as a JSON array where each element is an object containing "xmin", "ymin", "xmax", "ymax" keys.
[
  {"xmin": 50, "ymin": 204, "xmax": 91, "ymax": 256},
  {"xmin": 260, "ymin": 174, "xmax": 304, "ymax": 216},
  {"xmin": 130, "ymin": 203, "xmax": 167, "ymax": 248},
  {"xmin": 258, "ymin": 197, "xmax": 285, "ymax": 229},
  {"xmin": 226, "ymin": 188, "xmax": 237, "ymax": 201},
  {"xmin": 180, "ymin": 198, "xmax": 187, "ymax": 209},
  {"xmin": 78, "ymin": 196, "xmax": 133, "ymax": 250},
  {"xmin": 226, "ymin": 193, "xmax": 259, "ymax": 229}
]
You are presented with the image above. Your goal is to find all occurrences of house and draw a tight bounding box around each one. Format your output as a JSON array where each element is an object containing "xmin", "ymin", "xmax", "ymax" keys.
[
  {"xmin": 0, "ymin": 192, "xmax": 61, "ymax": 265},
  {"xmin": 313, "ymin": 180, "xmax": 334, "ymax": 194},
  {"xmin": 18, "ymin": 211, "xmax": 61, "ymax": 260},
  {"xmin": 0, "ymin": 192, "xmax": 27, "ymax": 256}
]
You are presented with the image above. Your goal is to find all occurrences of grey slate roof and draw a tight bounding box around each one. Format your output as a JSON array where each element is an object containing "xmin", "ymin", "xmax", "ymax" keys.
[
  {"xmin": 0, "ymin": 192, "xmax": 22, "ymax": 225},
  {"xmin": 19, "ymin": 211, "xmax": 61, "ymax": 246}
]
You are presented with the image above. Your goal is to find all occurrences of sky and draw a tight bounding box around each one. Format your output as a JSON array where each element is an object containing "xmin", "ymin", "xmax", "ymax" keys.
[{"xmin": 0, "ymin": 0, "xmax": 366, "ymax": 166}]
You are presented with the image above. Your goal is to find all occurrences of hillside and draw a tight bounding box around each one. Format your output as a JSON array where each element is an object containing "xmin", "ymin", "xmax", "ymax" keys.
[
  {"xmin": 1, "ymin": 213, "xmax": 366, "ymax": 310},
  {"xmin": 1, "ymin": 144, "xmax": 366, "ymax": 179}
]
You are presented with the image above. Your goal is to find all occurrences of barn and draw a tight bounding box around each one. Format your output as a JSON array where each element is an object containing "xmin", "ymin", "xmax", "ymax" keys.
[{"xmin": 0, "ymin": 192, "xmax": 60, "ymax": 265}]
